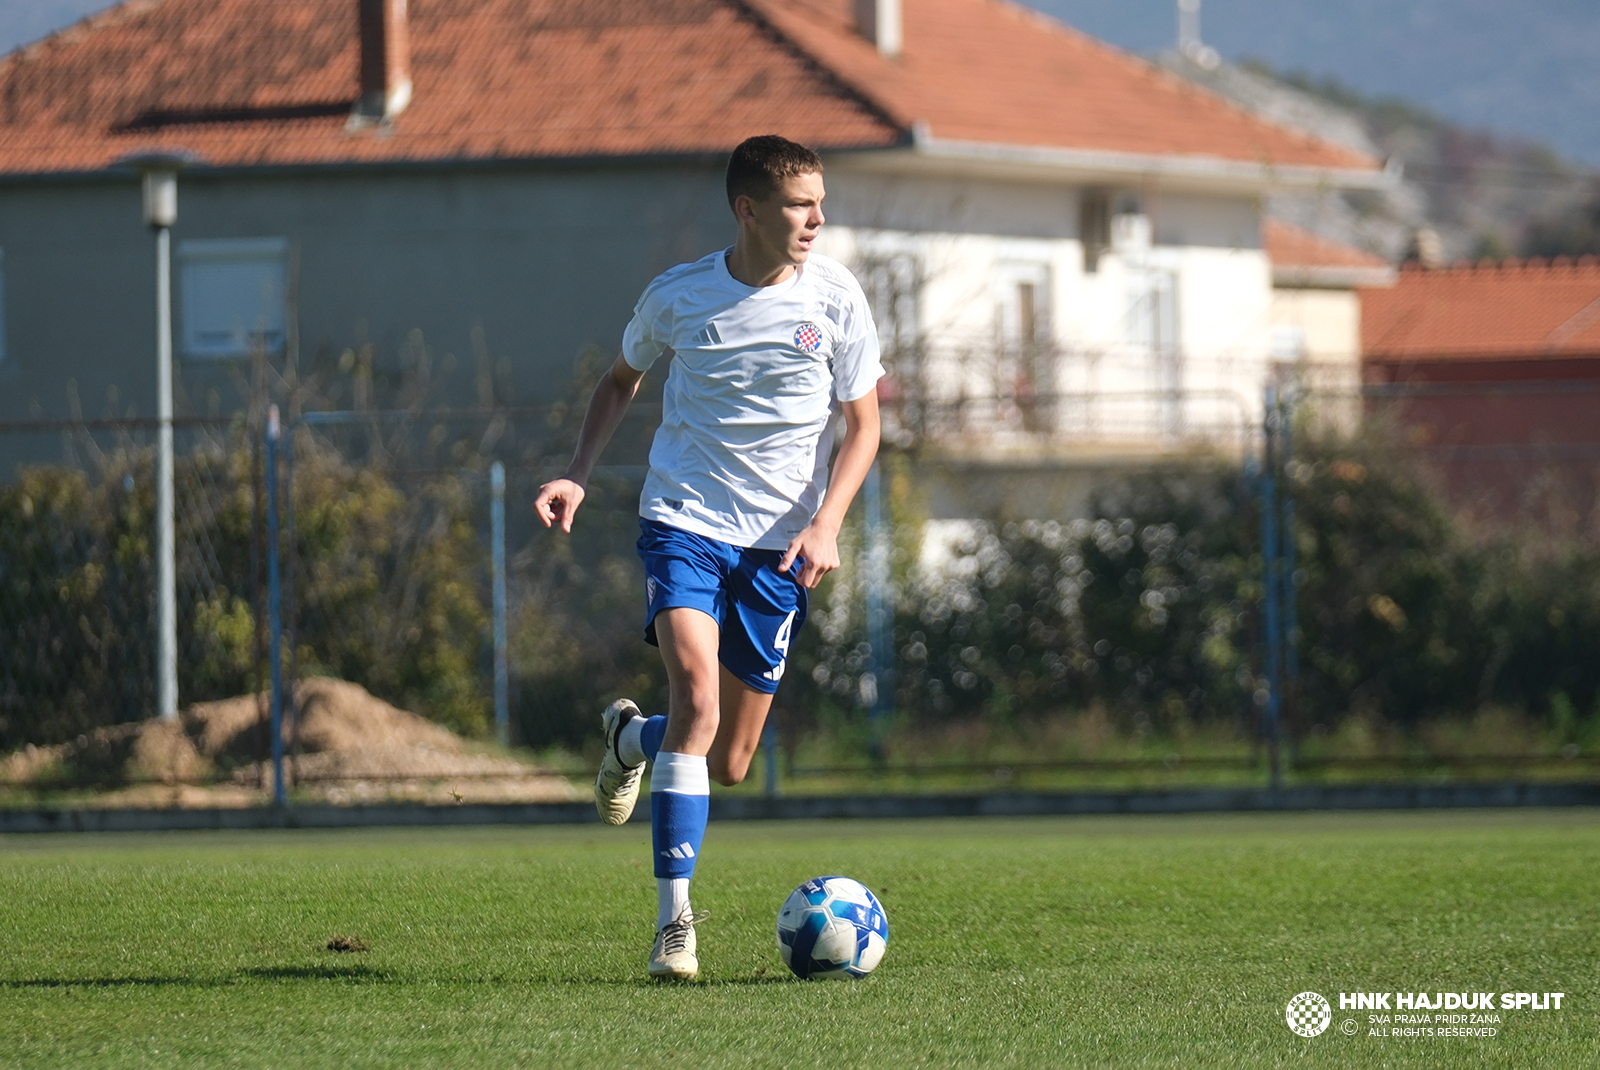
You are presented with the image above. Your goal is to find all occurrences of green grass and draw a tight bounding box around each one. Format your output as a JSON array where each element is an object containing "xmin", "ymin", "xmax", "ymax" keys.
[{"xmin": 1, "ymin": 811, "xmax": 1596, "ymax": 1068}]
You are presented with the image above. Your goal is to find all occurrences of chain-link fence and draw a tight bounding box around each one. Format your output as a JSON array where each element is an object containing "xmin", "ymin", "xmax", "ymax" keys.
[
  {"xmin": 0, "ymin": 417, "xmax": 260, "ymax": 742},
  {"xmin": 3, "ymin": 378, "xmax": 1598, "ymax": 800},
  {"xmin": 0, "ymin": 404, "xmax": 660, "ymax": 795}
]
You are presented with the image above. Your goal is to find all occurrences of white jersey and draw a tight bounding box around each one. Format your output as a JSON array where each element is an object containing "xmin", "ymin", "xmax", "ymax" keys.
[{"xmin": 622, "ymin": 248, "xmax": 883, "ymax": 550}]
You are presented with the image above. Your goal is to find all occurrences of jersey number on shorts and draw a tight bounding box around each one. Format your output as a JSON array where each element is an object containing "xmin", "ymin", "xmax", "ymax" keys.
[{"xmin": 765, "ymin": 610, "xmax": 796, "ymax": 682}]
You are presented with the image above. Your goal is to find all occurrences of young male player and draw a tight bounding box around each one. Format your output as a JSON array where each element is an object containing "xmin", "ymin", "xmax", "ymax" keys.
[{"xmin": 533, "ymin": 135, "xmax": 882, "ymax": 981}]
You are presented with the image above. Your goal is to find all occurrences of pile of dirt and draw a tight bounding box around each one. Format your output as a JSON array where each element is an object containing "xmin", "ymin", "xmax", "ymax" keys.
[{"xmin": 1, "ymin": 678, "xmax": 580, "ymax": 809}]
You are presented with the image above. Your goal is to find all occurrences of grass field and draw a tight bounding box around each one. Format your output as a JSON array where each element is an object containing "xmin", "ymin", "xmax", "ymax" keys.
[{"xmin": 2, "ymin": 811, "xmax": 1596, "ymax": 1069}]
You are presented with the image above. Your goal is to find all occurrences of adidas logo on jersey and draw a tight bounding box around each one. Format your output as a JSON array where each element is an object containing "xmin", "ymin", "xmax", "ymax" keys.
[{"xmin": 660, "ymin": 842, "xmax": 697, "ymax": 860}]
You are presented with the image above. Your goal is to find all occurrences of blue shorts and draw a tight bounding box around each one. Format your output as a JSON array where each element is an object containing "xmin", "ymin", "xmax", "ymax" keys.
[{"xmin": 637, "ymin": 519, "xmax": 808, "ymax": 694}]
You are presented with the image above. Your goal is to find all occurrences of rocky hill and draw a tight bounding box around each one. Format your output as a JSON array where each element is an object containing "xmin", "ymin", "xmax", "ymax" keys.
[{"xmin": 1160, "ymin": 50, "xmax": 1596, "ymax": 265}]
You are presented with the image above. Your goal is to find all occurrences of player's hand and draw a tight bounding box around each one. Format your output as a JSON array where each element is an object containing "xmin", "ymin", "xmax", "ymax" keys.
[
  {"xmin": 779, "ymin": 520, "xmax": 841, "ymax": 589},
  {"xmin": 533, "ymin": 477, "xmax": 585, "ymax": 533}
]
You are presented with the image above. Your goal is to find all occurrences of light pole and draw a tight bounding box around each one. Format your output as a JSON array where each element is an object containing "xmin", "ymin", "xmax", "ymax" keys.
[
  {"xmin": 123, "ymin": 151, "xmax": 193, "ymax": 721},
  {"xmin": 491, "ymin": 460, "xmax": 509, "ymax": 746}
]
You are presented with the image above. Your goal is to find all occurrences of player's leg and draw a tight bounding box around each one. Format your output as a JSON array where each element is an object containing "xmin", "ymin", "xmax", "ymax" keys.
[
  {"xmin": 645, "ymin": 606, "xmax": 723, "ymax": 980},
  {"xmin": 707, "ymin": 667, "xmax": 776, "ymax": 786},
  {"xmin": 595, "ymin": 521, "xmax": 723, "ymax": 824},
  {"xmin": 655, "ymin": 608, "xmax": 726, "ymax": 756},
  {"xmin": 705, "ymin": 543, "xmax": 805, "ymax": 784}
]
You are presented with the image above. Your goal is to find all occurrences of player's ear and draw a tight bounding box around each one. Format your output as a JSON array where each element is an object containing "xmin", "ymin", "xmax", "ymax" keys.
[{"xmin": 732, "ymin": 193, "xmax": 757, "ymax": 225}]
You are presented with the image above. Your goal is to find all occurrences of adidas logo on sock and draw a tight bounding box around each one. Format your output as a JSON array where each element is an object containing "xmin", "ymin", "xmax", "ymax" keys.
[{"xmin": 659, "ymin": 842, "xmax": 696, "ymax": 860}]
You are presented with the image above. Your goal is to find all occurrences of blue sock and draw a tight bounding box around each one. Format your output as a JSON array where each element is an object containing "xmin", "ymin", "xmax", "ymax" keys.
[
  {"xmin": 651, "ymin": 751, "xmax": 709, "ymax": 883},
  {"xmin": 640, "ymin": 715, "xmax": 667, "ymax": 763}
]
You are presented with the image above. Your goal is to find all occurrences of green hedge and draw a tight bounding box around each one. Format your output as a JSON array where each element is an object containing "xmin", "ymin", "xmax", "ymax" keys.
[
  {"xmin": 0, "ymin": 435, "xmax": 490, "ymax": 750},
  {"xmin": 783, "ymin": 436, "xmax": 1600, "ymax": 740}
]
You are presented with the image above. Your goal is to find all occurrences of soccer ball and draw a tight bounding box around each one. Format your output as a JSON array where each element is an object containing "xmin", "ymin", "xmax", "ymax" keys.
[{"xmin": 775, "ymin": 876, "xmax": 889, "ymax": 979}]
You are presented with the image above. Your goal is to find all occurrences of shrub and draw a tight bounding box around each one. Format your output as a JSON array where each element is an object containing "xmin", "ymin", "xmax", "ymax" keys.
[
  {"xmin": 784, "ymin": 432, "xmax": 1600, "ymax": 745},
  {"xmin": 0, "ymin": 432, "xmax": 491, "ymax": 748}
]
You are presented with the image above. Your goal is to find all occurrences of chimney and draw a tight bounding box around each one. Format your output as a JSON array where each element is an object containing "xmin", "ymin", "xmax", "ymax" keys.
[
  {"xmin": 855, "ymin": 0, "xmax": 902, "ymax": 58},
  {"xmin": 354, "ymin": 0, "xmax": 412, "ymax": 123},
  {"xmin": 1175, "ymin": 0, "xmax": 1219, "ymax": 69},
  {"xmin": 1410, "ymin": 227, "xmax": 1444, "ymax": 270}
]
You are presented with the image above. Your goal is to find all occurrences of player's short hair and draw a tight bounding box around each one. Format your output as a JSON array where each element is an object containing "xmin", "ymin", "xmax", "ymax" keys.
[{"xmin": 725, "ymin": 135, "xmax": 824, "ymax": 209}]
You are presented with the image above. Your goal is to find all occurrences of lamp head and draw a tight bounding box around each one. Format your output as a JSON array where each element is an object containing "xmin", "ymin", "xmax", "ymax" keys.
[{"xmin": 117, "ymin": 150, "xmax": 200, "ymax": 228}]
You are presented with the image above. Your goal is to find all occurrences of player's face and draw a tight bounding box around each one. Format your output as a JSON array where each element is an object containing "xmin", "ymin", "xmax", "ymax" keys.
[{"xmin": 746, "ymin": 171, "xmax": 826, "ymax": 265}]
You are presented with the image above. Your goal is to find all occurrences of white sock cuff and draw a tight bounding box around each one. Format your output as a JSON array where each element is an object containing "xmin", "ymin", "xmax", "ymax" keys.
[
  {"xmin": 651, "ymin": 751, "xmax": 709, "ymax": 796},
  {"xmin": 618, "ymin": 716, "xmax": 646, "ymax": 767}
]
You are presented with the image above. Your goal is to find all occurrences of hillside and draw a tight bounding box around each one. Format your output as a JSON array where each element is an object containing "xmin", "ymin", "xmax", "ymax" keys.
[
  {"xmin": 1028, "ymin": 0, "xmax": 1600, "ymax": 170},
  {"xmin": 1160, "ymin": 51, "xmax": 1596, "ymax": 264}
]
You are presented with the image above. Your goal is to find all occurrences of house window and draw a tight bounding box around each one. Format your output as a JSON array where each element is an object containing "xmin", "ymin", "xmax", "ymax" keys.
[
  {"xmin": 1080, "ymin": 189, "xmax": 1110, "ymax": 273},
  {"xmin": 858, "ymin": 253, "xmax": 919, "ymax": 359},
  {"xmin": 1271, "ymin": 325, "xmax": 1308, "ymax": 362},
  {"xmin": 0, "ymin": 247, "xmax": 7, "ymax": 368},
  {"xmin": 995, "ymin": 262, "xmax": 1052, "ymax": 430},
  {"xmin": 1126, "ymin": 268, "xmax": 1177, "ymax": 353},
  {"xmin": 858, "ymin": 252, "xmax": 921, "ymax": 435},
  {"xmin": 178, "ymin": 238, "xmax": 287, "ymax": 357},
  {"xmin": 1126, "ymin": 267, "xmax": 1182, "ymax": 436}
]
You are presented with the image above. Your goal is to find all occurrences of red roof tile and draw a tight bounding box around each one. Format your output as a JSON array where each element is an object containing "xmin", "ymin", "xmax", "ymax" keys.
[
  {"xmin": 1362, "ymin": 258, "xmax": 1600, "ymax": 362},
  {"xmin": 1264, "ymin": 219, "xmax": 1394, "ymax": 288},
  {"xmin": 0, "ymin": 0, "xmax": 1378, "ymax": 176},
  {"xmin": 746, "ymin": 0, "xmax": 1373, "ymax": 170},
  {"xmin": 1265, "ymin": 219, "xmax": 1387, "ymax": 271},
  {"xmin": 0, "ymin": 0, "xmax": 899, "ymax": 172}
]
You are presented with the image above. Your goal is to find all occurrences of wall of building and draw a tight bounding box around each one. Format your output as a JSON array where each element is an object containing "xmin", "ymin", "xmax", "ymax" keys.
[
  {"xmin": 818, "ymin": 167, "xmax": 1272, "ymax": 460},
  {"xmin": 0, "ymin": 160, "xmax": 733, "ymax": 427},
  {"xmin": 1, "ymin": 158, "xmax": 1285, "ymax": 516},
  {"xmin": 1268, "ymin": 285, "xmax": 1363, "ymax": 433}
]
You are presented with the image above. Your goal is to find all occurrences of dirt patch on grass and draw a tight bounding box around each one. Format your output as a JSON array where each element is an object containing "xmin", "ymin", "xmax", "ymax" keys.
[{"xmin": 3, "ymin": 678, "xmax": 580, "ymax": 808}]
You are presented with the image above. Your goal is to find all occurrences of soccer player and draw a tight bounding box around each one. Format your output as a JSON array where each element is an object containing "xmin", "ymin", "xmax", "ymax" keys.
[{"xmin": 533, "ymin": 135, "xmax": 882, "ymax": 981}]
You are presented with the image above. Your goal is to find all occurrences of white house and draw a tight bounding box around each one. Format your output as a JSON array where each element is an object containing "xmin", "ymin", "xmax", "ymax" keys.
[{"xmin": 0, "ymin": 0, "xmax": 1387, "ymax": 517}]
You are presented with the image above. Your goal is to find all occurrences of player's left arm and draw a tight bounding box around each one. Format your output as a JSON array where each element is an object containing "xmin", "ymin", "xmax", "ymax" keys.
[{"xmin": 779, "ymin": 390, "xmax": 881, "ymax": 589}]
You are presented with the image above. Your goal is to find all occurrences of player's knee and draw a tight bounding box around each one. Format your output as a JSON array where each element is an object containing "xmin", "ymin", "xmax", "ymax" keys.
[
  {"xmin": 709, "ymin": 754, "xmax": 752, "ymax": 786},
  {"xmin": 670, "ymin": 677, "xmax": 721, "ymax": 719}
]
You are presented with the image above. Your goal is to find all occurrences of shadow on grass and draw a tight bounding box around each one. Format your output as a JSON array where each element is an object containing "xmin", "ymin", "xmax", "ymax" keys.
[
  {"xmin": 2, "ymin": 975, "xmax": 198, "ymax": 989},
  {"xmin": 615, "ymin": 974, "xmax": 795, "ymax": 988},
  {"xmin": 4, "ymin": 963, "xmax": 392, "ymax": 988},
  {"xmin": 242, "ymin": 964, "xmax": 389, "ymax": 982},
  {"xmin": 3, "ymin": 965, "xmax": 799, "ymax": 989}
]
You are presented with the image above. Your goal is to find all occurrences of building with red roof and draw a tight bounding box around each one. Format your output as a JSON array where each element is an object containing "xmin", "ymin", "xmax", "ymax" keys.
[
  {"xmin": 1362, "ymin": 258, "xmax": 1600, "ymax": 524},
  {"xmin": 0, "ymin": 0, "xmax": 1387, "ymax": 500},
  {"xmin": 1261, "ymin": 218, "xmax": 1394, "ymax": 433}
]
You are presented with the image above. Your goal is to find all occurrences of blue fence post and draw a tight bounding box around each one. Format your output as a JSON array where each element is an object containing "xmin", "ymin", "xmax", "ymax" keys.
[
  {"xmin": 491, "ymin": 460, "xmax": 509, "ymax": 746},
  {"xmin": 265, "ymin": 405, "xmax": 286, "ymax": 808}
]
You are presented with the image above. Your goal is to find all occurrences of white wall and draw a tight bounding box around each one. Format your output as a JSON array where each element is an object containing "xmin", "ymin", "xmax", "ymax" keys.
[
  {"xmin": 818, "ymin": 167, "xmax": 1271, "ymax": 458},
  {"xmin": 1269, "ymin": 285, "xmax": 1365, "ymax": 434}
]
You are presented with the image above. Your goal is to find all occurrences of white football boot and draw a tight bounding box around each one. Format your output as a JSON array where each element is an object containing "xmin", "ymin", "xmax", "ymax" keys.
[
  {"xmin": 648, "ymin": 909, "xmax": 708, "ymax": 981},
  {"xmin": 593, "ymin": 698, "xmax": 645, "ymax": 826}
]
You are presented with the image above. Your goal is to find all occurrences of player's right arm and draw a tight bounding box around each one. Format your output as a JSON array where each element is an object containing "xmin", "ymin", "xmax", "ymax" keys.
[{"xmin": 533, "ymin": 353, "xmax": 647, "ymax": 532}]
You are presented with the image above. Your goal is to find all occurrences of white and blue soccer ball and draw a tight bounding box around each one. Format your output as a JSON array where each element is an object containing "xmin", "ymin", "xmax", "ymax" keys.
[{"xmin": 775, "ymin": 876, "xmax": 889, "ymax": 980}]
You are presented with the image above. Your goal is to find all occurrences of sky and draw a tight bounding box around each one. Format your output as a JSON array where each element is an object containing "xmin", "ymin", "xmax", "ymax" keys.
[
  {"xmin": 4, "ymin": 0, "xmax": 1597, "ymax": 167},
  {"xmin": 1029, "ymin": 0, "xmax": 1600, "ymax": 167}
]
